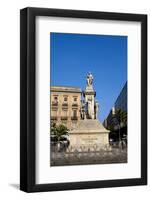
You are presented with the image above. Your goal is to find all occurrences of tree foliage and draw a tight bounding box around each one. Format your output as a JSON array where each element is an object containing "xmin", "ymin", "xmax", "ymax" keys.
[
  {"xmin": 51, "ymin": 122, "xmax": 69, "ymax": 141},
  {"xmin": 107, "ymin": 108, "xmax": 127, "ymax": 131}
]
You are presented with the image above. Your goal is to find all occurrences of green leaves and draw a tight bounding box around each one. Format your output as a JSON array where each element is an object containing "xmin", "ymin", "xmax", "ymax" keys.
[
  {"xmin": 115, "ymin": 108, "xmax": 127, "ymax": 127},
  {"xmin": 107, "ymin": 108, "xmax": 127, "ymax": 131},
  {"xmin": 51, "ymin": 123, "xmax": 69, "ymax": 141}
]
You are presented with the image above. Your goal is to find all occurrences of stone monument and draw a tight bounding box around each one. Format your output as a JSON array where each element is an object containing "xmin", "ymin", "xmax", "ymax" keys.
[{"xmin": 69, "ymin": 72, "xmax": 110, "ymax": 149}]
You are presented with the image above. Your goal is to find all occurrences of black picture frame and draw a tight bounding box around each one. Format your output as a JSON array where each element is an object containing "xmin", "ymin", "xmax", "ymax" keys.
[{"xmin": 20, "ymin": 7, "xmax": 147, "ymax": 192}]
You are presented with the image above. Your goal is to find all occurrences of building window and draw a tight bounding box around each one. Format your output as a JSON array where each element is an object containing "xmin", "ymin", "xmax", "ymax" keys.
[
  {"xmin": 73, "ymin": 97, "xmax": 77, "ymax": 101},
  {"xmin": 73, "ymin": 110, "xmax": 77, "ymax": 117},
  {"xmin": 62, "ymin": 109, "xmax": 67, "ymax": 117},
  {"xmin": 64, "ymin": 96, "xmax": 68, "ymax": 102},
  {"xmin": 53, "ymin": 96, "xmax": 58, "ymax": 102},
  {"xmin": 52, "ymin": 96, "xmax": 58, "ymax": 106},
  {"xmin": 51, "ymin": 110, "xmax": 57, "ymax": 117},
  {"xmin": 71, "ymin": 109, "xmax": 78, "ymax": 120}
]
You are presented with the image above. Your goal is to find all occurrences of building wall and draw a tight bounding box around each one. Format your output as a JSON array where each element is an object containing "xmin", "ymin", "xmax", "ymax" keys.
[
  {"xmin": 115, "ymin": 82, "xmax": 127, "ymax": 112},
  {"xmin": 50, "ymin": 86, "xmax": 82, "ymax": 129},
  {"xmin": 103, "ymin": 82, "xmax": 127, "ymax": 129}
]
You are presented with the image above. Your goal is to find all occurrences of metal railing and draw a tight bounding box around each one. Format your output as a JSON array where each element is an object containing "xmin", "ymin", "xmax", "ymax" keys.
[{"xmin": 50, "ymin": 144, "xmax": 127, "ymax": 166}]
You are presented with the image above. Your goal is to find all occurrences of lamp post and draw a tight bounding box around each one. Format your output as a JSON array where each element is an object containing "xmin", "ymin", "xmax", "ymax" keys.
[{"xmin": 112, "ymin": 107, "xmax": 121, "ymax": 147}]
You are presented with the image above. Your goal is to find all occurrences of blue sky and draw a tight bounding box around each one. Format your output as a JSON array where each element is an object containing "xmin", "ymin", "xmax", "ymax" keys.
[{"xmin": 50, "ymin": 33, "xmax": 127, "ymax": 122}]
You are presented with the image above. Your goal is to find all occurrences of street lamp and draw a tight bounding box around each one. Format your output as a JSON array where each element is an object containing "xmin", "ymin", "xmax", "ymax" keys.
[{"xmin": 112, "ymin": 106, "xmax": 121, "ymax": 147}]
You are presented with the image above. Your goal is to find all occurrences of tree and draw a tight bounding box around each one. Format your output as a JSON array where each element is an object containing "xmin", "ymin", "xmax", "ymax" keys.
[
  {"xmin": 51, "ymin": 123, "xmax": 69, "ymax": 142},
  {"xmin": 107, "ymin": 108, "xmax": 127, "ymax": 142},
  {"xmin": 114, "ymin": 108, "xmax": 127, "ymax": 127},
  {"xmin": 107, "ymin": 109, "xmax": 127, "ymax": 130}
]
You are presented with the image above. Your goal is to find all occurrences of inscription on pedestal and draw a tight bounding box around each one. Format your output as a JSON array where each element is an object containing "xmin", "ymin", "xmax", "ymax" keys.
[{"xmin": 81, "ymin": 136, "xmax": 98, "ymax": 144}]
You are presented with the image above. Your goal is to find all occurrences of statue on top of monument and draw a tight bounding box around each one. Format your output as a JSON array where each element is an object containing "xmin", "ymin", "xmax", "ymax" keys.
[{"xmin": 86, "ymin": 72, "xmax": 93, "ymax": 87}]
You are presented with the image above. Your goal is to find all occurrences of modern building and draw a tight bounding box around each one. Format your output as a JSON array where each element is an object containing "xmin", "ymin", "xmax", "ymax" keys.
[
  {"xmin": 103, "ymin": 82, "xmax": 127, "ymax": 140},
  {"xmin": 115, "ymin": 82, "xmax": 127, "ymax": 112},
  {"xmin": 50, "ymin": 86, "xmax": 82, "ymax": 130}
]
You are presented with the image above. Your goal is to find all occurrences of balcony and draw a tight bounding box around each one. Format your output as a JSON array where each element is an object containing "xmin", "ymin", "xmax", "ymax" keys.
[
  {"xmin": 51, "ymin": 116, "xmax": 57, "ymax": 120},
  {"xmin": 72, "ymin": 103, "xmax": 78, "ymax": 107},
  {"xmin": 61, "ymin": 116, "xmax": 68, "ymax": 120},
  {"xmin": 71, "ymin": 116, "xmax": 78, "ymax": 120},
  {"xmin": 62, "ymin": 103, "xmax": 68, "ymax": 107},
  {"xmin": 51, "ymin": 101, "xmax": 58, "ymax": 106}
]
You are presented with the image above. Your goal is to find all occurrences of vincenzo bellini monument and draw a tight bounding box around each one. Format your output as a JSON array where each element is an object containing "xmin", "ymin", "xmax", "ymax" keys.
[{"xmin": 69, "ymin": 72, "xmax": 110, "ymax": 149}]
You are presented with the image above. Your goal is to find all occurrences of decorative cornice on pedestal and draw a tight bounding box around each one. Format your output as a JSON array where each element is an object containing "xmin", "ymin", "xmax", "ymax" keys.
[{"xmin": 83, "ymin": 90, "xmax": 96, "ymax": 97}]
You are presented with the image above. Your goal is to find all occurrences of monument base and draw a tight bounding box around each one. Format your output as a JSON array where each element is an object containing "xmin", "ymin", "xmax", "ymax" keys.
[{"xmin": 69, "ymin": 119, "xmax": 110, "ymax": 150}]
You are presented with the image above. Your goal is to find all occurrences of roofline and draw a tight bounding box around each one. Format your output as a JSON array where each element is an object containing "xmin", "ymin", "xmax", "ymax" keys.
[
  {"xmin": 50, "ymin": 85, "xmax": 82, "ymax": 93},
  {"xmin": 51, "ymin": 85, "xmax": 81, "ymax": 89}
]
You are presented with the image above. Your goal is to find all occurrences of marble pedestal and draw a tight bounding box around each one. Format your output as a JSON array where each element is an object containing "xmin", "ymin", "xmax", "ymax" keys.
[{"xmin": 69, "ymin": 119, "xmax": 110, "ymax": 150}]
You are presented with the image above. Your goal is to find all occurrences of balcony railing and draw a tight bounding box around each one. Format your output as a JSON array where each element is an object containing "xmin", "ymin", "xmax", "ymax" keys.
[
  {"xmin": 72, "ymin": 103, "xmax": 78, "ymax": 107},
  {"xmin": 51, "ymin": 116, "xmax": 57, "ymax": 120},
  {"xmin": 62, "ymin": 103, "xmax": 68, "ymax": 107},
  {"xmin": 61, "ymin": 116, "xmax": 68, "ymax": 120},
  {"xmin": 51, "ymin": 101, "xmax": 58, "ymax": 106},
  {"xmin": 71, "ymin": 116, "xmax": 78, "ymax": 120}
]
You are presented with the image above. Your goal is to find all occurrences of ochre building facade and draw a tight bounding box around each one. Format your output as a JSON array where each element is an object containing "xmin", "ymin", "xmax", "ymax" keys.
[{"xmin": 50, "ymin": 86, "xmax": 81, "ymax": 130}]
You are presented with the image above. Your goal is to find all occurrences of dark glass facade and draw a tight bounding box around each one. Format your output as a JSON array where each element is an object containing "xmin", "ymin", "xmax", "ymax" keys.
[
  {"xmin": 103, "ymin": 82, "xmax": 128, "ymax": 142},
  {"xmin": 103, "ymin": 81, "xmax": 127, "ymax": 125},
  {"xmin": 115, "ymin": 82, "xmax": 127, "ymax": 112}
]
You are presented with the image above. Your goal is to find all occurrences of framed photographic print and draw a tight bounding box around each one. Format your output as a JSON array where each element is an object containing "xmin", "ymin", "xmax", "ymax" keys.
[{"xmin": 20, "ymin": 7, "xmax": 147, "ymax": 192}]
